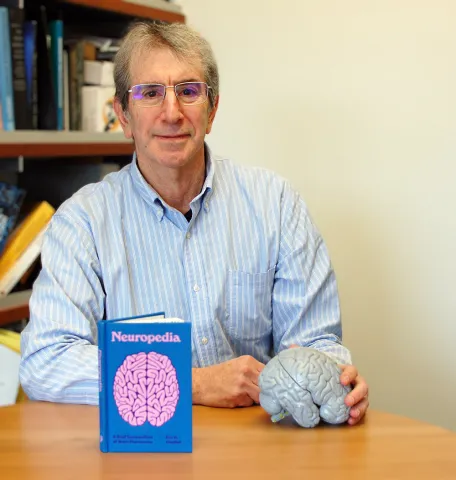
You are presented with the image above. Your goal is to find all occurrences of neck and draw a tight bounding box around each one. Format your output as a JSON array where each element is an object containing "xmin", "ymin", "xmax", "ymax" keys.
[{"xmin": 137, "ymin": 149, "xmax": 206, "ymax": 214}]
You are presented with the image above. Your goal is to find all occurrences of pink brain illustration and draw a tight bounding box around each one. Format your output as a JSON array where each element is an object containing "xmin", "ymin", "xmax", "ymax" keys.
[{"xmin": 113, "ymin": 352, "xmax": 179, "ymax": 427}]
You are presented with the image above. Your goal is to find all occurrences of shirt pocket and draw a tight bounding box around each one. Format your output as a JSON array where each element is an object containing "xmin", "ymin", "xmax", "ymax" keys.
[{"xmin": 225, "ymin": 267, "xmax": 275, "ymax": 345}]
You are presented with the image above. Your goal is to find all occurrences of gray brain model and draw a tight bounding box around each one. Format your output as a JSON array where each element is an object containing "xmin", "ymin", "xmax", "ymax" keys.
[{"xmin": 259, "ymin": 347, "xmax": 352, "ymax": 428}]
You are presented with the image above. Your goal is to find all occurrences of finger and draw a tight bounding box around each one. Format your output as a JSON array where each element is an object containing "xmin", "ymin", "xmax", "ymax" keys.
[
  {"xmin": 345, "ymin": 376, "xmax": 368, "ymax": 407},
  {"xmin": 290, "ymin": 344, "xmax": 300, "ymax": 348},
  {"xmin": 339, "ymin": 364, "xmax": 358, "ymax": 385},
  {"xmin": 245, "ymin": 382, "xmax": 261, "ymax": 404},
  {"xmin": 348, "ymin": 397, "xmax": 369, "ymax": 425}
]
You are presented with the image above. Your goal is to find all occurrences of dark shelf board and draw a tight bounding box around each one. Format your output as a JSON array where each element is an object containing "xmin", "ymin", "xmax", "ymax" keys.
[{"xmin": 58, "ymin": 0, "xmax": 185, "ymax": 23}]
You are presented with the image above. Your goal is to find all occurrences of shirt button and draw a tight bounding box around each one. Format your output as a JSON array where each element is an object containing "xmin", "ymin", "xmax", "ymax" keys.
[
  {"xmin": 193, "ymin": 284, "xmax": 200, "ymax": 292},
  {"xmin": 204, "ymin": 201, "xmax": 209, "ymax": 209},
  {"xmin": 201, "ymin": 337, "xmax": 208, "ymax": 345},
  {"xmin": 186, "ymin": 232, "xmax": 191, "ymax": 239}
]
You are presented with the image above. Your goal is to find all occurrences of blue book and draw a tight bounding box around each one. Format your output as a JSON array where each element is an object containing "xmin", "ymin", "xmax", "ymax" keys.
[
  {"xmin": 49, "ymin": 19, "xmax": 64, "ymax": 130},
  {"xmin": 97, "ymin": 312, "xmax": 192, "ymax": 453},
  {"xmin": 0, "ymin": 7, "xmax": 15, "ymax": 131}
]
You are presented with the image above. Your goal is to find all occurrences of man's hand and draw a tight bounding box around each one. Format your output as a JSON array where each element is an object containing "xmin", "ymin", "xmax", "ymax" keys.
[
  {"xmin": 192, "ymin": 356, "xmax": 265, "ymax": 408},
  {"xmin": 339, "ymin": 364, "xmax": 369, "ymax": 425}
]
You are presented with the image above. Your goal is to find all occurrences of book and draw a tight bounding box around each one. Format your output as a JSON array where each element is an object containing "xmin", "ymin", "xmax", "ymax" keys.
[
  {"xmin": 82, "ymin": 86, "xmax": 121, "ymax": 133},
  {"xmin": 0, "ymin": 182, "xmax": 26, "ymax": 256},
  {"xmin": 23, "ymin": 20, "xmax": 38, "ymax": 129},
  {"xmin": 0, "ymin": 328, "xmax": 26, "ymax": 403},
  {"xmin": 0, "ymin": 7, "xmax": 15, "ymax": 130},
  {"xmin": 97, "ymin": 312, "xmax": 192, "ymax": 453},
  {"xmin": 8, "ymin": 5, "xmax": 29, "ymax": 129},
  {"xmin": 49, "ymin": 19, "xmax": 64, "ymax": 130},
  {"xmin": 0, "ymin": 224, "xmax": 46, "ymax": 297},
  {"xmin": 0, "ymin": 200, "xmax": 55, "ymax": 281},
  {"xmin": 0, "ymin": 343, "xmax": 20, "ymax": 406},
  {"xmin": 35, "ymin": 5, "xmax": 57, "ymax": 129}
]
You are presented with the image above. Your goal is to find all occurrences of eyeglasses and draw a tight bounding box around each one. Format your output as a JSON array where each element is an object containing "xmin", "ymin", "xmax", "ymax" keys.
[{"xmin": 128, "ymin": 82, "xmax": 211, "ymax": 107}]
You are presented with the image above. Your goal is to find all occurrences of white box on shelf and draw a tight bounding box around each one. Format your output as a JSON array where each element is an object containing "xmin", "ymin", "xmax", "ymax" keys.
[
  {"xmin": 84, "ymin": 60, "xmax": 115, "ymax": 86},
  {"xmin": 82, "ymin": 86, "xmax": 122, "ymax": 133}
]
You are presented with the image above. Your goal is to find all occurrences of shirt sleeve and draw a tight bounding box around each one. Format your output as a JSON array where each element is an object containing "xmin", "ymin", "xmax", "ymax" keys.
[
  {"xmin": 20, "ymin": 211, "xmax": 105, "ymax": 405},
  {"xmin": 271, "ymin": 181, "xmax": 352, "ymax": 365}
]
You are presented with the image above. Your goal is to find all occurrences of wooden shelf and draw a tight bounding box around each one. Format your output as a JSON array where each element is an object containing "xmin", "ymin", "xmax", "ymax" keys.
[
  {"xmin": 0, "ymin": 290, "xmax": 31, "ymax": 327},
  {"xmin": 58, "ymin": 0, "xmax": 185, "ymax": 23},
  {"xmin": 0, "ymin": 131, "xmax": 135, "ymax": 158}
]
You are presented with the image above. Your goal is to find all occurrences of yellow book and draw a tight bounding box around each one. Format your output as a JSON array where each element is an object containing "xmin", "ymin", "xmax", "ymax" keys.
[{"xmin": 0, "ymin": 201, "xmax": 55, "ymax": 280}]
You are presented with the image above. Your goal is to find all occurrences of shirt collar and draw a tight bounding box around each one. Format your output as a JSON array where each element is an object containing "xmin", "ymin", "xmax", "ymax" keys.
[{"xmin": 130, "ymin": 143, "xmax": 216, "ymax": 221}]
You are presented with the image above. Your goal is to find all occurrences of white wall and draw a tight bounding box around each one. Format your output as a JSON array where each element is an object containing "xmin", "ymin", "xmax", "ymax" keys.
[{"xmin": 185, "ymin": 0, "xmax": 456, "ymax": 431}]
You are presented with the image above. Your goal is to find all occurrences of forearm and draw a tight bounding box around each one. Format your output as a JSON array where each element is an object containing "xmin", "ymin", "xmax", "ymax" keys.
[{"xmin": 20, "ymin": 336, "xmax": 99, "ymax": 405}]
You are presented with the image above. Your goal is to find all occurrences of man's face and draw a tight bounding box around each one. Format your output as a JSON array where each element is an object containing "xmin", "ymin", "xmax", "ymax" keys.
[{"xmin": 115, "ymin": 48, "xmax": 218, "ymax": 173}]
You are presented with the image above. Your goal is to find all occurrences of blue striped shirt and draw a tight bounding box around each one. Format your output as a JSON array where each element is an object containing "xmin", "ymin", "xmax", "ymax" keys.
[{"xmin": 20, "ymin": 146, "xmax": 351, "ymax": 405}]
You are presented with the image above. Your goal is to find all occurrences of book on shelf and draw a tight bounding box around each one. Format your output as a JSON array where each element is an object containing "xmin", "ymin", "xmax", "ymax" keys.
[
  {"xmin": 97, "ymin": 312, "xmax": 192, "ymax": 453},
  {"xmin": 0, "ymin": 224, "xmax": 45, "ymax": 297},
  {"xmin": 82, "ymin": 86, "xmax": 121, "ymax": 133},
  {"xmin": 0, "ymin": 200, "xmax": 55, "ymax": 285},
  {"xmin": 0, "ymin": 182, "xmax": 26, "ymax": 257},
  {"xmin": 0, "ymin": 7, "xmax": 15, "ymax": 131}
]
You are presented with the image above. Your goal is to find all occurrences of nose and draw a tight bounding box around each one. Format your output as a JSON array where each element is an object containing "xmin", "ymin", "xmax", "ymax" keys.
[{"xmin": 161, "ymin": 86, "xmax": 184, "ymax": 123}]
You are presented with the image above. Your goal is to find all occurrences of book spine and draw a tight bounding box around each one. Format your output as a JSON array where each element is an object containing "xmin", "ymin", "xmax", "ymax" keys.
[
  {"xmin": 36, "ymin": 5, "xmax": 57, "ymax": 130},
  {"xmin": 68, "ymin": 41, "xmax": 84, "ymax": 130},
  {"xmin": 49, "ymin": 19, "xmax": 64, "ymax": 130},
  {"xmin": 98, "ymin": 320, "xmax": 108, "ymax": 452},
  {"xmin": 9, "ymin": 7, "xmax": 29, "ymax": 129},
  {"xmin": 0, "ymin": 7, "xmax": 15, "ymax": 130},
  {"xmin": 23, "ymin": 20, "xmax": 38, "ymax": 129}
]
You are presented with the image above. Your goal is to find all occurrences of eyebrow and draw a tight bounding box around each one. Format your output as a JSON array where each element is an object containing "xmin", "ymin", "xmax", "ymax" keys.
[{"xmin": 139, "ymin": 78, "xmax": 203, "ymax": 85}]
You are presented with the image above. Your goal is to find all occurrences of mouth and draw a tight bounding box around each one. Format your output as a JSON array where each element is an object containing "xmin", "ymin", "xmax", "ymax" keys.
[{"xmin": 155, "ymin": 134, "xmax": 189, "ymax": 140}]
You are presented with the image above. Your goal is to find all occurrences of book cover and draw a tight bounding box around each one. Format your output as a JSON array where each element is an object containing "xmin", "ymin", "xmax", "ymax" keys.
[{"xmin": 97, "ymin": 313, "xmax": 192, "ymax": 453}]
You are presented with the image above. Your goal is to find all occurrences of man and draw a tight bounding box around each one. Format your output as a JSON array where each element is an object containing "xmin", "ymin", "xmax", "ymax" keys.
[{"xmin": 20, "ymin": 21, "xmax": 368, "ymax": 424}]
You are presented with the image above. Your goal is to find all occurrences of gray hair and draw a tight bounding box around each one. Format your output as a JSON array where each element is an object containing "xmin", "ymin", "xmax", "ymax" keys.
[{"xmin": 114, "ymin": 21, "xmax": 219, "ymax": 112}]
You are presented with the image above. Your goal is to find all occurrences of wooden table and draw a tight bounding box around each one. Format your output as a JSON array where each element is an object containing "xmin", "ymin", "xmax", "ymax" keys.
[{"xmin": 1, "ymin": 403, "xmax": 456, "ymax": 479}]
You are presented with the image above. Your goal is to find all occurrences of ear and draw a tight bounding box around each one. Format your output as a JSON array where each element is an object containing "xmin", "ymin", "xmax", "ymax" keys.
[
  {"xmin": 114, "ymin": 97, "xmax": 133, "ymax": 139},
  {"xmin": 206, "ymin": 95, "xmax": 219, "ymax": 135}
]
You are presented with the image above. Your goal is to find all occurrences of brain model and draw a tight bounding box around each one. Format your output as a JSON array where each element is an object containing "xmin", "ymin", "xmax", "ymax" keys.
[
  {"xmin": 114, "ymin": 352, "xmax": 179, "ymax": 427},
  {"xmin": 259, "ymin": 347, "xmax": 352, "ymax": 428}
]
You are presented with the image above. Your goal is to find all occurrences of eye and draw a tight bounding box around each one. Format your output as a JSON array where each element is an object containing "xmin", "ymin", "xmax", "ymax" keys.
[
  {"xmin": 179, "ymin": 85, "xmax": 200, "ymax": 97},
  {"xmin": 142, "ymin": 86, "xmax": 162, "ymax": 98}
]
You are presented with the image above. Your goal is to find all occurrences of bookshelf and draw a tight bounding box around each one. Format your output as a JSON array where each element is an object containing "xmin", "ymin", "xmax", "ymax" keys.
[
  {"xmin": 0, "ymin": 0, "xmax": 185, "ymax": 323},
  {"xmin": 0, "ymin": 0, "xmax": 185, "ymax": 162}
]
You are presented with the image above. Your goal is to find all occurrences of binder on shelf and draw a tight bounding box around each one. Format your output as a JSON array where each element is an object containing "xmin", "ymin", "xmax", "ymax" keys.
[{"xmin": 98, "ymin": 313, "xmax": 192, "ymax": 453}]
